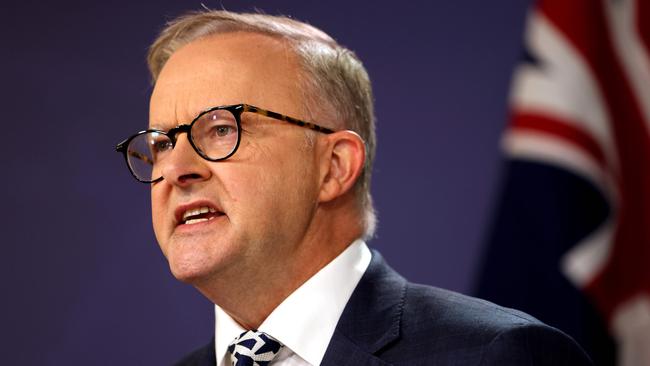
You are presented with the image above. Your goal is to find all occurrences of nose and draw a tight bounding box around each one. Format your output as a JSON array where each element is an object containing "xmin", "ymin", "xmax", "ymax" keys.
[{"xmin": 159, "ymin": 134, "xmax": 211, "ymax": 186}]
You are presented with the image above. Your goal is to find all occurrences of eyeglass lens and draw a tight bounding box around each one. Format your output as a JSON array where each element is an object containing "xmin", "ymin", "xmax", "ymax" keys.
[{"xmin": 125, "ymin": 108, "xmax": 239, "ymax": 182}]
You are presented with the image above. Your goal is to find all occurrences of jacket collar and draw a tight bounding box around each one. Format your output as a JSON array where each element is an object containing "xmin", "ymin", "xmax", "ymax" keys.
[{"xmin": 321, "ymin": 250, "xmax": 407, "ymax": 366}]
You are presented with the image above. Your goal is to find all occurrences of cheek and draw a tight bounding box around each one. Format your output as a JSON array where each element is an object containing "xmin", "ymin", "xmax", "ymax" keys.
[{"xmin": 233, "ymin": 157, "xmax": 317, "ymax": 223}]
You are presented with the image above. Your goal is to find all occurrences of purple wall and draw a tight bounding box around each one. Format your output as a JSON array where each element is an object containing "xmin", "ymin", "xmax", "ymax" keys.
[{"xmin": 2, "ymin": 1, "xmax": 531, "ymax": 364}]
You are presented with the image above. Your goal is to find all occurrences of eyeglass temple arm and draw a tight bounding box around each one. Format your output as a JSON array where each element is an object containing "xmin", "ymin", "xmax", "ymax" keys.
[{"xmin": 242, "ymin": 104, "xmax": 335, "ymax": 134}]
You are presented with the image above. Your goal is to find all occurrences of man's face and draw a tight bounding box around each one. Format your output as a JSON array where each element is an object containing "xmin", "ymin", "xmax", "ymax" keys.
[{"xmin": 149, "ymin": 33, "xmax": 323, "ymax": 285}]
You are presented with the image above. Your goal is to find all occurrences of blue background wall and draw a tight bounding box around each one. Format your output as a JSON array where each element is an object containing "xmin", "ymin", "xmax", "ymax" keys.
[{"xmin": 2, "ymin": 1, "xmax": 532, "ymax": 364}]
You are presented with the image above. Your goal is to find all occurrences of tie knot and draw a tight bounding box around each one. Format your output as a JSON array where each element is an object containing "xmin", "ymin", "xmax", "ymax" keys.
[{"xmin": 227, "ymin": 330, "xmax": 284, "ymax": 366}]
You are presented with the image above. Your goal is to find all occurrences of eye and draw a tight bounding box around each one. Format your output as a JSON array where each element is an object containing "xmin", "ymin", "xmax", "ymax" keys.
[
  {"xmin": 149, "ymin": 135, "xmax": 173, "ymax": 153},
  {"xmin": 213, "ymin": 125, "xmax": 236, "ymax": 137},
  {"xmin": 153, "ymin": 139, "xmax": 171, "ymax": 152}
]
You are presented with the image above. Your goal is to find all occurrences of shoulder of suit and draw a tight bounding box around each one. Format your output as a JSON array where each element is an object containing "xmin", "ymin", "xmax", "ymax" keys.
[
  {"xmin": 400, "ymin": 282, "xmax": 563, "ymax": 343},
  {"xmin": 391, "ymin": 283, "xmax": 592, "ymax": 364}
]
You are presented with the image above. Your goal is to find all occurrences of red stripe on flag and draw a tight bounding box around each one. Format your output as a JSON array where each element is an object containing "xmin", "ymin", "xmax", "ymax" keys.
[
  {"xmin": 510, "ymin": 111, "xmax": 607, "ymax": 169},
  {"xmin": 538, "ymin": 0, "xmax": 650, "ymax": 321},
  {"xmin": 638, "ymin": 0, "xmax": 650, "ymax": 55}
]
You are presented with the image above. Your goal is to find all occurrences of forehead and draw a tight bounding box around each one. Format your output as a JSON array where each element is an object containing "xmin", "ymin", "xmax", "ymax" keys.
[{"xmin": 149, "ymin": 32, "xmax": 306, "ymax": 127}]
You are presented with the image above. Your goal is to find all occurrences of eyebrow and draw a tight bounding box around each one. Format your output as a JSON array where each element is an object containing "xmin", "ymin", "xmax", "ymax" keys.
[
  {"xmin": 149, "ymin": 102, "xmax": 209, "ymax": 130},
  {"xmin": 148, "ymin": 111, "xmax": 196, "ymax": 131}
]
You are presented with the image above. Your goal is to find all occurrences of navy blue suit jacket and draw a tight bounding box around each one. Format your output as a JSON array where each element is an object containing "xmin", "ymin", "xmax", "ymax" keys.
[{"xmin": 175, "ymin": 251, "xmax": 593, "ymax": 365}]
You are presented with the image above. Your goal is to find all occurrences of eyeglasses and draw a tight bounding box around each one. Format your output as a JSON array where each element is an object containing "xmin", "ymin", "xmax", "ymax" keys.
[{"xmin": 116, "ymin": 103, "xmax": 335, "ymax": 183}]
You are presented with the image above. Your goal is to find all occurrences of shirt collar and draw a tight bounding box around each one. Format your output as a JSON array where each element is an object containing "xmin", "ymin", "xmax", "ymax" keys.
[{"xmin": 214, "ymin": 239, "xmax": 372, "ymax": 365}]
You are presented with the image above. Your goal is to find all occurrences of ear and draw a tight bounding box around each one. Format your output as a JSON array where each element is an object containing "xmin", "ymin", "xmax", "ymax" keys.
[{"xmin": 318, "ymin": 130, "xmax": 366, "ymax": 203}]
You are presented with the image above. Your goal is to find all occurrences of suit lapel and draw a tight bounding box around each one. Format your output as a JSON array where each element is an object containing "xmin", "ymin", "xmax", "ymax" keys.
[{"xmin": 321, "ymin": 251, "xmax": 407, "ymax": 366}]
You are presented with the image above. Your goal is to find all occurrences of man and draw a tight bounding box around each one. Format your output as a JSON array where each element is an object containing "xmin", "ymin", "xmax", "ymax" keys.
[{"xmin": 116, "ymin": 10, "xmax": 593, "ymax": 366}]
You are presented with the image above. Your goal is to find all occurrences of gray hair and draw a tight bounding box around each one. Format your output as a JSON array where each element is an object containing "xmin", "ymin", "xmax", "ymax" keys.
[{"xmin": 147, "ymin": 10, "xmax": 377, "ymax": 238}]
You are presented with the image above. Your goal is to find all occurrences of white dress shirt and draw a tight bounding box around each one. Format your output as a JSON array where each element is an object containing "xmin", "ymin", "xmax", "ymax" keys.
[{"xmin": 214, "ymin": 239, "xmax": 372, "ymax": 366}]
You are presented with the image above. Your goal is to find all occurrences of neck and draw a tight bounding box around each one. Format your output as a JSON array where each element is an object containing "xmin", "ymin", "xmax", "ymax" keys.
[{"xmin": 194, "ymin": 201, "xmax": 363, "ymax": 329}]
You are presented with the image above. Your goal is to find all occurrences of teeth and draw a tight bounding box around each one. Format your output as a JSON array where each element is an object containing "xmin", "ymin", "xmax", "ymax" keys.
[
  {"xmin": 182, "ymin": 206, "xmax": 217, "ymax": 221},
  {"xmin": 184, "ymin": 216, "xmax": 218, "ymax": 225}
]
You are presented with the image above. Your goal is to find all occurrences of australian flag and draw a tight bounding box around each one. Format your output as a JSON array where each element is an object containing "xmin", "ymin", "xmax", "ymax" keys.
[{"xmin": 476, "ymin": 1, "xmax": 650, "ymax": 365}]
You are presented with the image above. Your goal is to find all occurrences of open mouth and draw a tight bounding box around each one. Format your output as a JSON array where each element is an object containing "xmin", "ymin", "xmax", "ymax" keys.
[{"xmin": 180, "ymin": 206, "xmax": 223, "ymax": 225}]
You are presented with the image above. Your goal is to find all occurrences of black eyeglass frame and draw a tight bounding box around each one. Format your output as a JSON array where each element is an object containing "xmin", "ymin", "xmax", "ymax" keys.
[{"xmin": 116, "ymin": 103, "xmax": 336, "ymax": 183}]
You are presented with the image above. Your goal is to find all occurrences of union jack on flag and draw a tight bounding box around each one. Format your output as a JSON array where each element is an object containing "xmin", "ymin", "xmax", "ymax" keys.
[{"xmin": 477, "ymin": 0, "xmax": 650, "ymax": 365}]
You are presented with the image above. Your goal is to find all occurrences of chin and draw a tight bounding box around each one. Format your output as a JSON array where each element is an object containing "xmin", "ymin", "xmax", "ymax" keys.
[
  {"xmin": 168, "ymin": 259, "xmax": 216, "ymax": 284},
  {"xmin": 163, "ymin": 232, "xmax": 242, "ymax": 285},
  {"xmin": 166, "ymin": 246, "xmax": 237, "ymax": 286},
  {"xmin": 162, "ymin": 237, "xmax": 221, "ymax": 284}
]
